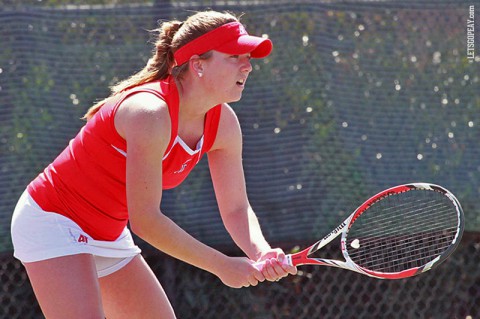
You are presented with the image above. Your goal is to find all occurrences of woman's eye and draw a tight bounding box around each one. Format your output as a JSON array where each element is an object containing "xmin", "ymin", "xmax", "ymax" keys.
[{"xmin": 230, "ymin": 54, "xmax": 251, "ymax": 60}]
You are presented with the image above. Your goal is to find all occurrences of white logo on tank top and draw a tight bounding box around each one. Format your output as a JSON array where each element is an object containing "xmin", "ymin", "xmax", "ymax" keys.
[{"xmin": 174, "ymin": 159, "xmax": 192, "ymax": 174}]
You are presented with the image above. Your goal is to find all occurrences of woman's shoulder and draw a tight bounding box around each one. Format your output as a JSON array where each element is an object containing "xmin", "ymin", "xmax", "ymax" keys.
[
  {"xmin": 219, "ymin": 103, "xmax": 239, "ymax": 124},
  {"xmin": 114, "ymin": 92, "xmax": 171, "ymax": 141},
  {"xmin": 121, "ymin": 91, "xmax": 168, "ymax": 112},
  {"xmin": 210, "ymin": 103, "xmax": 242, "ymax": 151}
]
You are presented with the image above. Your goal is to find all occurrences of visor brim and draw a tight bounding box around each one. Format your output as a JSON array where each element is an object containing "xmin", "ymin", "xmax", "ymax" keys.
[{"xmin": 216, "ymin": 35, "xmax": 273, "ymax": 58}]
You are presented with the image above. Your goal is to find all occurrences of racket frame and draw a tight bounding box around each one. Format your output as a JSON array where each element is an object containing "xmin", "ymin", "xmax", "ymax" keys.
[{"xmin": 283, "ymin": 183, "xmax": 464, "ymax": 279}]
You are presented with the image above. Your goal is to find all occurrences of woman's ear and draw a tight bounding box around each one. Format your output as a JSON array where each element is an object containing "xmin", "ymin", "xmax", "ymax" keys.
[{"xmin": 189, "ymin": 55, "xmax": 204, "ymax": 78}]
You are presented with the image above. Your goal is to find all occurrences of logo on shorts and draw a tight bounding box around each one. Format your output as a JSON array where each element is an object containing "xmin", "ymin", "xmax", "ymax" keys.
[
  {"xmin": 77, "ymin": 234, "xmax": 89, "ymax": 244},
  {"xmin": 68, "ymin": 229, "xmax": 89, "ymax": 244}
]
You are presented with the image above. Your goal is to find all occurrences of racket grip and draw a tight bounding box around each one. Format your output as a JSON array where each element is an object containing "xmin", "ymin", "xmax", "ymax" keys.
[{"xmin": 253, "ymin": 254, "xmax": 293, "ymax": 271}]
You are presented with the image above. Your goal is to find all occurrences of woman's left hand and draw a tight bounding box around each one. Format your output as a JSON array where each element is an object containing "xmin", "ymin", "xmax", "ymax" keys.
[{"xmin": 256, "ymin": 248, "xmax": 297, "ymax": 282}]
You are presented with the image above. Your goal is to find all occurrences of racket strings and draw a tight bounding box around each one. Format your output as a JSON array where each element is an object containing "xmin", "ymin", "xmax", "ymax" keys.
[
  {"xmin": 345, "ymin": 190, "xmax": 460, "ymax": 273},
  {"xmin": 349, "ymin": 229, "xmax": 457, "ymax": 272},
  {"xmin": 350, "ymin": 214, "xmax": 453, "ymax": 246},
  {"xmin": 349, "ymin": 235, "xmax": 456, "ymax": 273},
  {"xmin": 349, "ymin": 200, "xmax": 457, "ymax": 243},
  {"xmin": 355, "ymin": 200, "xmax": 453, "ymax": 236}
]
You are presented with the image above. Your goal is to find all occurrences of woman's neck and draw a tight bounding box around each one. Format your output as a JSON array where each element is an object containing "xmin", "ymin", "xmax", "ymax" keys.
[{"xmin": 175, "ymin": 76, "xmax": 220, "ymax": 121}]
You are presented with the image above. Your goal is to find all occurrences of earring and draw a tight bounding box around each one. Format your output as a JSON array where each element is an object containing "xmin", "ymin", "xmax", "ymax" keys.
[{"xmin": 198, "ymin": 72, "xmax": 203, "ymax": 78}]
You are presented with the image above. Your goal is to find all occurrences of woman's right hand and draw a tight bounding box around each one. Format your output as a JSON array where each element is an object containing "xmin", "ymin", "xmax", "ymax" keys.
[{"xmin": 214, "ymin": 256, "xmax": 266, "ymax": 288}]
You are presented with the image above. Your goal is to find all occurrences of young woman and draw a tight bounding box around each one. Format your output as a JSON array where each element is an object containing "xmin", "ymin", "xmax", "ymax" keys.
[{"xmin": 11, "ymin": 10, "xmax": 297, "ymax": 318}]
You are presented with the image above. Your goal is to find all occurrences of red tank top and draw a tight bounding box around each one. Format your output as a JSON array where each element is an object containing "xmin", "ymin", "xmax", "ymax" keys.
[{"xmin": 27, "ymin": 76, "xmax": 222, "ymax": 240}]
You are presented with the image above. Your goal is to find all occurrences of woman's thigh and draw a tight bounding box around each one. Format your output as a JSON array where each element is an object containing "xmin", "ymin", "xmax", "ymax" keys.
[
  {"xmin": 99, "ymin": 254, "xmax": 176, "ymax": 319},
  {"xmin": 24, "ymin": 253, "xmax": 105, "ymax": 319}
]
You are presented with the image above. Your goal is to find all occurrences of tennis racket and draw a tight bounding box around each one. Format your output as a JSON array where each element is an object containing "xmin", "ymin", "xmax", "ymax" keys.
[{"xmin": 255, "ymin": 183, "xmax": 464, "ymax": 279}]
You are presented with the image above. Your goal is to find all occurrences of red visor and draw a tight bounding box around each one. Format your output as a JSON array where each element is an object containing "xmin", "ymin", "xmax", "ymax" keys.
[{"xmin": 173, "ymin": 22, "xmax": 272, "ymax": 66}]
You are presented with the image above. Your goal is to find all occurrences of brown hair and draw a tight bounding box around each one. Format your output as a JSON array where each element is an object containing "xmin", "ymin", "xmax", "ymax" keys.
[{"xmin": 83, "ymin": 11, "xmax": 238, "ymax": 120}]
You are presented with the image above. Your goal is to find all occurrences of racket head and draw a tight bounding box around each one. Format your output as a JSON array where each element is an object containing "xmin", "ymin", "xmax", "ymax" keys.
[{"xmin": 340, "ymin": 183, "xmax": 464, "ymax": 279}]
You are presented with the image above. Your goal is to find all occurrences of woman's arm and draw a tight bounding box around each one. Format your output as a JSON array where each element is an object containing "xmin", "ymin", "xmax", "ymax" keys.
[
  {"xmin": 208, "ymin": 104, "xmax": 297, "ymax": 280},
  {"xmin": 115, "ymin": 93, "xmax": 264, "ymax": 288}
]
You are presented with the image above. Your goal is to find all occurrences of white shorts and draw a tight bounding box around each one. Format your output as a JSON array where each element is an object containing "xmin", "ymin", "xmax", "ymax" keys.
[{"xmin": 11, "ymin": 191, "xmax": 141, "ymax": 278}]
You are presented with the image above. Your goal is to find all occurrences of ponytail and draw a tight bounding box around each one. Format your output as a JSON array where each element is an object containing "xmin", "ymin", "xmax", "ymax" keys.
[
  {"xmin": 83, "ymin": 11, "xmax": 238, "ymax": 121},
  {"xmin": 83, "ymin": 20, "xmax": 183, "ymax": 120}
]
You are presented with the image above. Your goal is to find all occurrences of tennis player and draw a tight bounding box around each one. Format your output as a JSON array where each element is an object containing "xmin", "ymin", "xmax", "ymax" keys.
[{"xmin": 11, "ymin": 10, "xmax": 296, "ymax": 319}]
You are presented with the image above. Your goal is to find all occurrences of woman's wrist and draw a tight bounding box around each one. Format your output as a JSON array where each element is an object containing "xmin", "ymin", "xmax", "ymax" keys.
[
  {"xmin": 252, "ymin": 245, "xmax": 273, "ymax": 261},
  {"xmin": 204, "ymin": 249, "xmax": 230, "ymax": 276}
]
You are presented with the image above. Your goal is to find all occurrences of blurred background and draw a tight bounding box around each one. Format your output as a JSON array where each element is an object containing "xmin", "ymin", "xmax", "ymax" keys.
[{"xmin": 0, "ymin": 0, "xmax": 479, "ymax": 318}]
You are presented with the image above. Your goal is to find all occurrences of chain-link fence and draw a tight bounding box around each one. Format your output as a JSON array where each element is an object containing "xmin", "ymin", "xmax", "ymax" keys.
[
  {"xmin": 2, "ymin": 234, "xmax": 479, "ymax": 318},
  {"xmin": 151, "ymin": 235, "xmax": 480, "ymax": 319},
  {"xmin": 1, "ymin": 0, "xmax": 479, "ymax": 318}
]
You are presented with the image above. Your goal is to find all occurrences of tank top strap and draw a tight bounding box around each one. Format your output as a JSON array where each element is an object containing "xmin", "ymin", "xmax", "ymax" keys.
[
  {"xmin": 202, "ymin": 104, "xmax": 222, "ymax": 154},
  {"xmin": 113, "ymin": 77, "xmax": 180, "ymax": 156}
]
